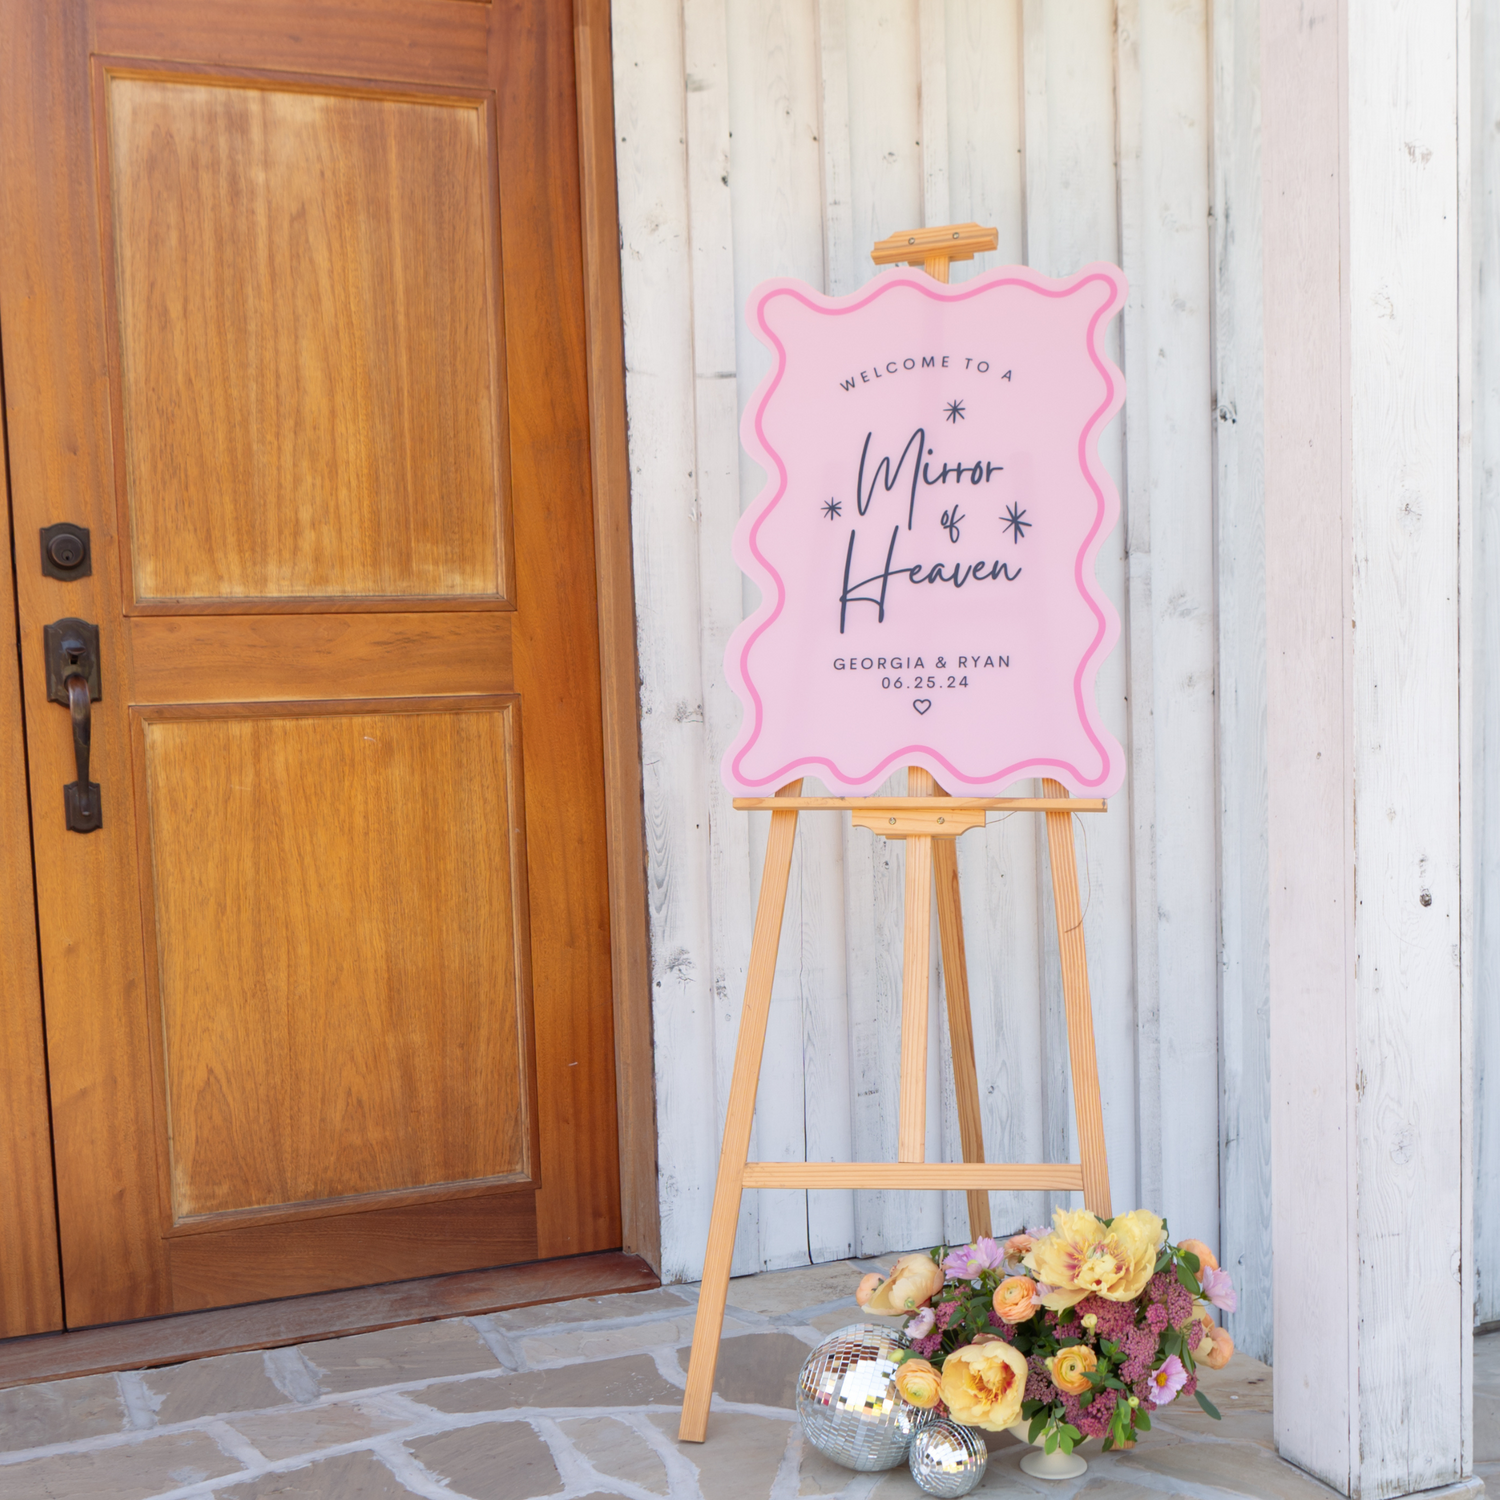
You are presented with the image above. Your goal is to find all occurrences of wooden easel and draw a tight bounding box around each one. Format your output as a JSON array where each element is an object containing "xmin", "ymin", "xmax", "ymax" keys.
[{"xmin": 677, "ymin": 225, "xmax": 1113, "ymax": 1444}]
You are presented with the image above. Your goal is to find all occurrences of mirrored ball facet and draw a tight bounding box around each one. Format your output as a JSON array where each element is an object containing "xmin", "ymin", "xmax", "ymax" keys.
[
  {"xmin": 795, "ymin": 1323, "xmax": 930, "ymax": 1471},
  {"xmin": 908, "ymin": 1418, "xmax": 989, "ymax": 1497}
]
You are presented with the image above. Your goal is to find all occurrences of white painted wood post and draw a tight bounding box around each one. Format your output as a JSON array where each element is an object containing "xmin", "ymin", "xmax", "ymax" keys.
[{"xmin": 1262, "ymin": 0, "xmax": 1474, "ymax": 1494}]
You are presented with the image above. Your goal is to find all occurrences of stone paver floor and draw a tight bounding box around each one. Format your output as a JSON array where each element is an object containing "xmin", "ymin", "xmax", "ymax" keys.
[{"xmin": 0, "ymin": 1261, "xmax": 1493, "ymax": 1498}]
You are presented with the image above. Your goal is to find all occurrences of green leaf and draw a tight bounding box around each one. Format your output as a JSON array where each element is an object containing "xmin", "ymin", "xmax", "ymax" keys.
[
  {"xmin": 1136, "ymin": 1410, "xmax": 1152, "ymax": 1431},
  {"xmin": 1176, "ymin": 1261, "xmax": 1201, "ymax": 1296},
  {"xmin": 1044, "ymin": 1431, "xmax": 1058, "ymax": 1455},
  {"xmin": 1154, "ymin": 1250, "xmax": 1172, "ymax": 1273},
  {"xmin": 1195, "ymin": 1389, "xmax": 1222, "ymax": 1420},
  {"xmin": 1021, "ymin": 1399, "xmax": 1043, "ymax": 1419},
  {"xmin": 1181, "ymin": 1250, "xmax": 1200, "ymax": 1274},
  {"xmin": 1028, "ymin": 1411, "xmax": 1049, "ymax": 1444},
  {"xmin": 1059, "ymin": 1431, "xmax": 1074, "ymax": 1454},
  {"xmin": 1078, "ymin": 1392, "xmax": 1094, "ymax": 1409}
]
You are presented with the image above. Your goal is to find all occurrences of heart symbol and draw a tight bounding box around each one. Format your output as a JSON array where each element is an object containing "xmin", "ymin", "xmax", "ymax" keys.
[{"xmin": 913, "ymin": 699, "xmax": 932, "ymax": 715}]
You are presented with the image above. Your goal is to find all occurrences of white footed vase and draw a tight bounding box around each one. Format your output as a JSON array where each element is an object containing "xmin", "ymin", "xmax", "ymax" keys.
[{"xmin": 1005, "ymin": 1421, "xmax": 1088, "ymax": 1480}]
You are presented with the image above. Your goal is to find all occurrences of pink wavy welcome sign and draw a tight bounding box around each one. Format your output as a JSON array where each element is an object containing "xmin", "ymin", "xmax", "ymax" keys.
[{"xmin": 723, "ymin": 263, "xmax": 1127, "ymax": 798}]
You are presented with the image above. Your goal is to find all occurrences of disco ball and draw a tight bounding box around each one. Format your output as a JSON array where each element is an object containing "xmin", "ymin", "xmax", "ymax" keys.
[
  {"xmin": 795, "ymin": 1323, "xmax": 932, "ymax": 1471},
  {"xmin": 908, "ymin": 1418, "xmax": 989, "ymax": 1497}
]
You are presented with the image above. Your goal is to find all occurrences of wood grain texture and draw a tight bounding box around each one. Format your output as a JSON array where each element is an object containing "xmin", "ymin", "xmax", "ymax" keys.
[
  {"xmin": 573, "ymin": 0, "xmax": 660, "ymax": 1275},
  {"xmin": 1475, "ymin": 0, "xmax": 1500, "ymax": 1334},
  {"xmin": 1209, "ymin": 0, "xmax": 1273, "ymax": 1362},
  {"xmin": 167, "ymin": 1192, "xmax": 538, "ymax": 1312},
  {"xmin": 1, "ymin": 0, "xmax": 622, "ymax": 1326},
  {"xmin": 896, "ymin": 831, "xmax": 934, "ymax": 1164},
  {"xmin": 92, "ymin": 0, "xmax": 492, "ymax": 88},
  {"xmin": 0, "ymin": 1251, "xmax": 656, "ymax": 1388},
  {"xmin": 1264, "ymin": 0, "xmax": 1468, "ymax": 1489},
  {"xmin": 491, "ymin": 0, "xmax": 620, "ymax": 1262},
  {"xmin": 615, "ymin": 0, "xmax": 1231, "ymax": 1288},
  {"xmin": 1042, "ymin": 781, "xmax": 1111, "ymax": 1219},
  {"xmin": 0, "ymin": 0, "xmax": 172, "ymax": 1327},
  {"xmin": 677, "ymin": 786, "xmax": 801, "ymax": 1442},
  {"xmin": 1346, "ymin": 0, "xmax": 1465, "ymax": 1485},
  {"xmin": 0, "ymin": 421, "xmax": 63, "ymax": 1340},
  {"xmin": 127, "ymin": 614, "xmax": 513, "ymax": 703},
  {"xmin": 104, "ymin": 74, "xmax": 507, "ymax": 606},
  {"xmin": 742, "ymin": 1163, "xmax": 1082, "ymax": 1190},
  {"xmin": 137, "ymin": 702, "xmax": 531, "ymax": 1220}
]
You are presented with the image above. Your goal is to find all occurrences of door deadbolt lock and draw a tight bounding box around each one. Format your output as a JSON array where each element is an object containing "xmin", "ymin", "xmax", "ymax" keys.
[
  {"xmin": 44, "ymin": 618, "xmax": 102, "ymax": 833},
  {"xmin": 40, "ymin": 522, "xmax": 91, "ymax": 580}
]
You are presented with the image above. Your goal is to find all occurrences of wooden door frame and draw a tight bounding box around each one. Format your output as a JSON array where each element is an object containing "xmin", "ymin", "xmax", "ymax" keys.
[{"xmin": 573, "ymin": 0, "xmax": 660, "ymax": 1274}]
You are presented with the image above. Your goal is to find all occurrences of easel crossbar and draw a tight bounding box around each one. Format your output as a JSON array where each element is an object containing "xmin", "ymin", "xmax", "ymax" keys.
[
  {"xmin": 742, "ymin": 1162, "xmax": 1085, "ymax": 1191},
  {"xmin": 731, "ymin": 795, "xmax": 1106, "ymax": 812}
]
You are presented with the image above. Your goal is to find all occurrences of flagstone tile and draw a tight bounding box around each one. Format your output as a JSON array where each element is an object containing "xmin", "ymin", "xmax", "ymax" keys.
[
  {"xmin": 228, "ymin": 1399, "xmax": 410, "ymax": 1461},
  {"xmin": 651, "ymin": 1411, "xmax": 792, "ymax": 1499},
  {"xmin": 0, "ymin": 1430, "xmax": 241, "ymax": 1500},
  {"xmin": 676, "ymin": 1331, "xmax": 810, "ymax": 1409},
  {"xmin": 795, "ymin": 1436, "xmax": 859, "ymax": 1494},
  {"xmin": 558, "ymin": 1415, "xmax": 670, "ymax": 1494},
  {"xmin": 722, "ymin": 1262, "xmax": 872, "ymax": 1317},
  {"xmin": 1117, "ymin": 1435, "xmax": 1342, "ymax": 1498},
  {"xmin": 488, "ymin": 1289, "xmax": 692, "ymax": 1333},
  {"xmin": 406, "ymin": 1418, "xmax": 563, "ymax": 1499},
  {"xmin": 1072, "ymin": 1480, "xmax": 1178, "ymax": 1498},
  {"xmin": 413, "ymin": 1354, "xmax": 681, "ymax": 1414},
  {"xmin": 301, "ymin": 1319, "xmax": 499, "ymax": 1393},
  {"xmin": 0, "ymin": 1373, "xmax": 126, "ymax": 1452},
  {"xmin": 142, "ymin": 1350, "xmax": 286, "ymax": 1424},
  {"xmin": 217, "ymin": 1450, "xmax": 416, "ymax": 1497},
  {"xmin": 520, "ymin": 1315, "xmax": 711, "ymax": 1365}
]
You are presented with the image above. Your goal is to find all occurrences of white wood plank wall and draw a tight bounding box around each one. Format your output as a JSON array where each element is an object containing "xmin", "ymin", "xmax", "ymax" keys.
[
  {"xmin": 1473, "ymin": 0, "xmax": 1500, "ymax": 1331},
  {"xmin": 615, "ymin": 0, "xmax": 1283, "ymax": 1362}
]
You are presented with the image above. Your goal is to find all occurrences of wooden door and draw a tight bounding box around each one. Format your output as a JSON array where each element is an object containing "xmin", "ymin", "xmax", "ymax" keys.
[{"xmin": 0, "ymin": 0, "xmax": 621, "ymax": 1327}]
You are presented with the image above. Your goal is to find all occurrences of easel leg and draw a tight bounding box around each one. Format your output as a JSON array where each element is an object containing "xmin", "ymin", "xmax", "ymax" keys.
[
  {"xmin": 678, "ymin": 782, "xmax": 802, "ymax": 1443},
  {"xmin": 897, "ymin": 833, "xmax": 934, "ymax": 1163},
  {"xmin": 932, "ymin": 837, "xmax": 992, "ymax": 1239},
  {"xmin": 1042, "ymin": 778, "xmax": 1112, "ymax": 1218}
]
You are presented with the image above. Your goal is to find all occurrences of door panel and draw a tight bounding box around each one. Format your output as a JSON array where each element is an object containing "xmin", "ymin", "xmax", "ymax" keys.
[
  {"xmin": 0, "ymin": 0, "xmax": 619, "ymax": 1327},
  {"xmin": 137, "ymin": 700, "xmax": 533, "ymax": 1222},
  {"xmin": 103, "ymin": 70, "xmax": 510, "ymax": 608},
  {"xmin": 0, "ymin": 435, "xmax": 64, "ymax": 1340}
]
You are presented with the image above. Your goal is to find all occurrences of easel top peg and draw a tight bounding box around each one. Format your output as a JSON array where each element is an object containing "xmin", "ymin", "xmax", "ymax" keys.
[{"xmin": 870, "ymin": 222, "xmax": 1000, "ymax": 282}]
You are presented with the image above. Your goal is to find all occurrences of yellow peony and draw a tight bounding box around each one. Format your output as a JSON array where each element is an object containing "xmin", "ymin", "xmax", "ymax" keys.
[
  {"xmin": 894, "ymin": 1358, "xmax": 942, "ymax": 1408},
  {"xmin": 939, "ymin": 1340, "xmax": 1030, "ymax": 1431},
  {"xmin": 1046, "ymin": 1343, "xmax": 1098, "ymax": 1396},
  {"xmin": 1023, "ymin": 1208, "xmax": 1165, "ymax": 1309},
  {"xmin": 864, "ymin": 1253, "xmax": 945, "ymax": 1315}
]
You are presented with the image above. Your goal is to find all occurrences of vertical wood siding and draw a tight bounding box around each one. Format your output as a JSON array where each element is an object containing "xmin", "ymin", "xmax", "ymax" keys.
[
  {"xmin": 1473, "ymin": 0, "xmax": 1500, "ymax": 1331},
  {"xmin": 615, "ymin": 0, "xmax": 1266, "ymax": 1358}
]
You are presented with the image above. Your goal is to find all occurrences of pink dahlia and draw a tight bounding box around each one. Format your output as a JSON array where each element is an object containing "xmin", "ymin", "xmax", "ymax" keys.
[{"xmin": 942, "ymin": 1238, "xmax": 1005, "ymax": 1280}]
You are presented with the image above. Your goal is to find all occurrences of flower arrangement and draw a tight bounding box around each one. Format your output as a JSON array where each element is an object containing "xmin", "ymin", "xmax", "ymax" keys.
[{"xmin": 854, "ymin": 1210, "xmax": 1237, "ymax": 1459}]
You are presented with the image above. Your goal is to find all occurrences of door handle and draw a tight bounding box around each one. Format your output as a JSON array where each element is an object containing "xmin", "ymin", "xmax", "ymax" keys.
[{"xmin": 44, "ymin": 618, "xmax": 103, "ymax": 833}]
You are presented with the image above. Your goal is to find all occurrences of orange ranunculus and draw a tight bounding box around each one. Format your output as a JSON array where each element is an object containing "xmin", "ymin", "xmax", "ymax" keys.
[
  {"xmin": 1200, "ymin": 1326, "xmax": 1234, "ymax": 1369},
  {"xmin": 1178, "ymin": 1238, "xmax": 1219, "ymax": 1274},
  {"xmin": 1001, "ymin": 1232, "xmax": 1035, "ymax": 1268},
  {"xmin": 864, "ymin": 1253, "xmax": 945, "ymax": 1315},
  {"xmin": 992, "ymin": 1275, "xmax": 1042, "ymax": 1325},
  {"xmin": 938, "ymin": 1340, "xmax": 1030, "ymax": 1431},
  {"xmin": 1046, "ymin": 1343, "xmax": 1098, "ymax": 1396},
  {"xmin": 855, "ymin": 1272, "xmax": 883, "ymax": 1307},
  {"xmin": 895, "ymin": 1358, "xmax": 942, "ymax": 1408}
]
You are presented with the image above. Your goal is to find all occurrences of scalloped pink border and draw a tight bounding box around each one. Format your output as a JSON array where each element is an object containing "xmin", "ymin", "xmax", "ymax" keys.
[{"xmin": 725, "ymin": 264, "xmax": 1126, "ymax": 794}]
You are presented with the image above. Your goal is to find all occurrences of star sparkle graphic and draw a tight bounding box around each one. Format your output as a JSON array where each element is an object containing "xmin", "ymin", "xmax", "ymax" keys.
[
  {"xmin": 943, "ymin": 399, "xmax": 966, "ymax": 423},
  {"xmin": 821, "ymin": 498, "xmax": 843, "ymax": 519},
  {"xmin": 1001, "ymin": 502, "xmax": 1030, "ymax": 543}
]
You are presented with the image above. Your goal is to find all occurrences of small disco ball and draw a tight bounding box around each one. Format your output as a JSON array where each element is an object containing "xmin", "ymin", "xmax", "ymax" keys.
[
  {"xmin": 908, "ymin": 1418, "xmax": 989, "ymax": 1497},
  {"xmin": 795, "ymin": 1323, "xmax": 931, "ymax": 1471}
]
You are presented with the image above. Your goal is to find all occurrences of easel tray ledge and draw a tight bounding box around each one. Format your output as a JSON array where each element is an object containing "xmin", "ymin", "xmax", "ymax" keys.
[{"xmin": 731, "ymin": 794, "xmax": 1107, "ymax": 811}]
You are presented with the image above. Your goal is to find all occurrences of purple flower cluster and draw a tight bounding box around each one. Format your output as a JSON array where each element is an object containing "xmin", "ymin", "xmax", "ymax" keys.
[
  {"xmin": 1061, "ymin": 1385, "xmax": 1118, "ymax": 1439},
  {"xmin": 1118, "ymin": 1324, "xmax": 1160, "ymax": 1384},
  {"xmin": 935, "ymin": 1299, "xmax": 958, "ymax": 1331},
  {"xmin": 912, "ymin": 1331, "xmax": 944, "ymax": 1357},
  {"xmin": 1074, "ymin": 1293, "xmax": 1134, "ymax": 1342},
  {"xmin": 1024, "ymin": 1356, "xmax": 1056, "ymax": 1405}
]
